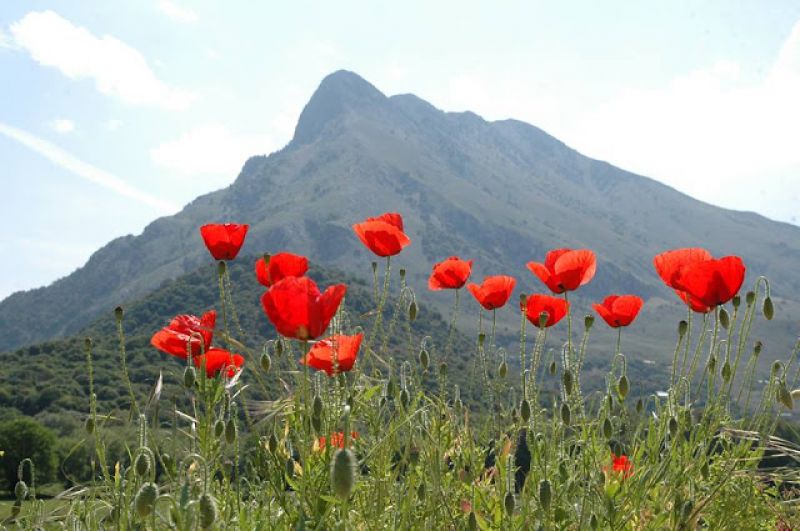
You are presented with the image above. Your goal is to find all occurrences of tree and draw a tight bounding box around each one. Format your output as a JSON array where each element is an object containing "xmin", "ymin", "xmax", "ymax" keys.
[{"xmin": 0, "ymin": 417, "xmax": 57, "ymax": 490}]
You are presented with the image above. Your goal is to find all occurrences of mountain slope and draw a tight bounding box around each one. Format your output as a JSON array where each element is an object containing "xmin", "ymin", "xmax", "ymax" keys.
[{"xmin": 2, "ymin": 70, "xmax": 799, "ymax": 359}]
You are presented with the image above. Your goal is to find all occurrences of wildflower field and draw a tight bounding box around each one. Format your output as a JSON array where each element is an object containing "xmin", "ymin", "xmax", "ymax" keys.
[{"xmin": 5, "ymin": 213, "xmax": 800, "ymax": 529}]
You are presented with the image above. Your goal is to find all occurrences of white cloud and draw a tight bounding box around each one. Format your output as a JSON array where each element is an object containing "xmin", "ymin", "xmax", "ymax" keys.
[
  {"xmin": 157, "ymin": 0, "xmax": 199, "ymax": 24},
  {"xmin": 0, "ymin": 121, "xmax": 179, "ymax": 213},
  {"xmin": 0, "ymin": 27, "xmax": 12, "ymax": 49},
  {"xmin": 10, "ymin": 10, "xmax": 196, "ymax": 110},
  {"xmin": 151, "ymin": 124, "xmax": 275, "ymax": 176},
  {"xmin": 106, "ymin": 119, "xmax": 124, "ymax": 131},
  {"xmin": 48, "ymin": 118, "xmax": 75, "ymax": 134}
]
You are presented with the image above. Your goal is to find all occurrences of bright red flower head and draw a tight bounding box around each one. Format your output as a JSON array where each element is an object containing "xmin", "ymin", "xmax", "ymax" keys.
[
  {"xmin": 301, "ymin": 333, "xmax": 363, "ymax": 375},
  {"xmin": 255, "ymin": 252, "xmax": 309, "ymax": 287},
  {"xmin": 526, "ymin": 249, "xmax": 596, "ymax": 294},
  {"xmin": 428, "ymin": 256, "xmax": 473, "ymax": 290},
  {"xmin": 608, "ymin": 453, "xmax": 633, "ymax": 478},
  {"xmin": 523, "ymin": 294, "xmax": 569, "ymax": 328},
  {"xmin": 150, "ymin": 310, "xmax": 216, "ymax": 359},
  {"xmin": 200, "ymin": 224, "xmax": 249, "ymax": 260},
  {"xmin": 592, "ymin": 295, "xmax": 644, "ymax": 328},
  {"xmin": 673, "ymin": 256, "xmax": 746, "ymax": 308},
  {"xmin": 653, "ymin": 248, "xmax": 714, "ymax": 313},
  {"xmin": 467, "ymin": 275, "xmax": 517, "ymax": 310},
  {"xmin": 261, "ymin": 276, "xmax": 347, "ymax": 340},
  {"xmin": 193, "ymin": 348, "xmax": 244, "ymax": 378},
  {"xmin": 352, "ymin": 212, "xmax": 411, "ymax": 257},
  {"xmin": 318, "ymin": 431, "xmax": 359, "ymax": 451}
]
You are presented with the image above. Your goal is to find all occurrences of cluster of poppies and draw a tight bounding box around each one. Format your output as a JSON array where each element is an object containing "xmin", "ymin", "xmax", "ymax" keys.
[{"xmin": 152, "ymin": 215, "xmax": 747, "ymax": 380}]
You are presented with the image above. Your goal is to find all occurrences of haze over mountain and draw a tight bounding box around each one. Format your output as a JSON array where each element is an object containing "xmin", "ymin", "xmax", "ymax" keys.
[{"xmin": 2, "ymin": 70, "xmax": 799, "ymax": 359}]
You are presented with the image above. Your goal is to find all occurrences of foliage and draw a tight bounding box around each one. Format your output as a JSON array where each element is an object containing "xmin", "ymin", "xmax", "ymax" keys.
[{"xmin": 0, "ymin": 417, "xmax": 57, "ymax": 490}]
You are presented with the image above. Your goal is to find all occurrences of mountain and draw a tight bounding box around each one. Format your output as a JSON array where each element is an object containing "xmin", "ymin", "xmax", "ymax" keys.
[{"xmin": 2, "ymin": 69, "xmax": 799, "ymax": 364}]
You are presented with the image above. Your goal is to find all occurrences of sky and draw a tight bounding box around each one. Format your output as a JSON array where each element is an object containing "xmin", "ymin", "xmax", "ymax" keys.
[{"xmin": 1, "ymin": 1, "xmax": 800, "ymax": 300}]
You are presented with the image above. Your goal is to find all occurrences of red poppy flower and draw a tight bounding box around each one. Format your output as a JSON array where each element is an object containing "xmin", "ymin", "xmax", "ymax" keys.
[
  {"xmin": 199, "ymin": 223, "xmax": 249, "ymax": 260},
  {"xmin": 526, "ymin": 249, "xmax": 596, "ymax": 294},
  {"xmin": 318, "ymin": 431, "xmax": 359, "ymax": 450},
  {"xmin": 352, "ymin": 212, "xmax": 411, "ymax": 257},
  {"xmin": 673, "ymin": 256, "xmax": 746, "ymax": 308},
  {"xmin": 592, "ymin": 295, "xmax": 644, "ymax": 328},
  {"xmin": 150, "ymin": 311, "xmax": 216, "ymax": 359},
  {"xmin": 428, "ymin": 256, "xmax": 473, "ymax": 290},
  {"xmin": 261, "ymin": 276, "xmax": 347, "ymax": 340},
  {"xmin": 255, "ymin": 252, "xmax": 309, "ymax": 287},
  {"xmin": 607, "ymin": 453, "xmax": 633, "ymax": 478},
  {"xmin": 467, "ymin": 275, "xmax": 517, "ymax": 310},
  {"xmin": 523, "ymin": 294, "xmax": 569, "ymax": 328},
  {"xmin": 301, "ymin": 333, "xmax": 363, "ymax": 375},
  {"xmin": 193, "ymin": 348, "xmax": 244, "ymax": 378},
  {"xmin": 653, "ymin": 248, "xmax": 714, "ymax": 312}
]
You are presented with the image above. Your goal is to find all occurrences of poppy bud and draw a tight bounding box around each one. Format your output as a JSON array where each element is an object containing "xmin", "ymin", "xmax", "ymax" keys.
[
  {"xmin": 719, "ymin": 308, "xmax": 730, "ymax": 330},
  {"xmin": 478, "ymin": 333, "xmax": 486, "ymax": 346},
  {"xmin": 498, "ymin": 490, "xmax": 513, "ymax": 515},
  {"xmin": 732, "ymin": 295, "xmax": 741, "ymax": 309},
  {"xmin": 275, "ymin": 338, "xmax": 284, "ymax": 358},
  {"xmin": 14, "ymin": 481, "xmax": 27, "ymax": 501},
  {"xmin": 260, "ymin": 352, "xmax": 271, "ymax": 372},
  {"xmin": 538, "ymin": 479, "xmax": 552, "ymax": 510},
  {"xmin": 560, "ymin": 402, "xmax": 571, "ymax": 425},
  {"xmin": 214, "ymin": 419, "xmax": 225, "ymax": 438},
  {"xmin": 199, "ymin": 493, "xmax": 218, "ymax": 529},
  {"xmin": 85, "ymin": 417, "xmax": 95, "ymax": 435},
  {"xmin": 114, "ymin": 306, "xmax": 124, "ymax": 321},
  {"xmin": 519, "ymin": 294, "xmax": 527, "ymax": 308},
  {"xmin": 558, "ymin": 461, "xmax": 568, "ymax": 482},
  {"xmin": 700, "ymin": 461, "xmax": 709, "ymax": 479},
  {"xmin": 400, "ymin": 388, "xmax": 410, "ymax": 408},
  {"xmin": 745, "ymin": 291, "xmax": 756, "ymax": 306},
  {"xmin": 399, "ymin": 268, "xmax": 406, "ymax": 280},
  {"xmin": 417, "ymin": 482, "xmax": 426, "ymax": 500},
  {"xmin": 763, "ymin": 297, "xmax": 775, "ymax": 320},
  {"xmin": 439, "ymin": 362, "xmax": 448, "ymax": 378},
  {"xmin": 754, "ymin": 341, "xmax": 763, "ymax": 356},
  {"xmin": 498, "ymin": 361, "xmax": 508, "ymax": 378},
  {"xmin": 371, "ymin": 261, "xmax": 378, "ymax": 273},
  {"xmin": 777, "ymin": 383, "xmax": 793, "ymax": 410},
  {"xmin": 678, "ymin": 320, "xmax": 688, "ymax": 337},
  {"xmin": 617, "ymin": 375, "xmax": 629, "ymax": 400},
  {"xmin": 721, "ymin": 361, "xmax": 731, "ymax": 383},
  {"xmin": 602, "ymin": 417, "xmax": 612, "ymax": 439},
  {"xmin": 584, "ymin": 315, "xmax": 595, "ymax": 330},
  {"xmin": 135, "ymin": 452, "xmax": 151, "ymax": 478},
  {"xmin": 772, "ymin": 361, "xmax": 782, "ymax": 376},
  {"xmin": 708, "ymin": 356, "xmax": 717, "ymax": 372},
  {"xmin": 311, "ymin": 413, "xmax": 322, "ymax": 434},
  {"xmin": 636, "ymin": 398, "xmax": 643, "ymax": 413},
  {"xmin": 84, "ymin": 337, "xmax": 93, "ymax": 350},
  {"xmin": 520, "ymin": 399, "xmax": 531, "ymax": 422},
  {"xmin": 225, "ymin": 418, "xmax": 237, "ymax": 444},
  {"xmin": 183, "ymin": 366, "xmax": 196, "ymax": 389},
  {"xmin": 590, "ymin": 513, "xmax": 599, "ymax": 529},
  {"xmin": 313, "ymin": 394, "xmax": 324, "ymax": 417},
  {"xmin": 419, "ymin": 348, "xmax": 430, "ymax": 370},
  {"xmin": 562, "ymin": 370, "xmax": 573, "ymax": 395},
  {"xmin": 409, "ymin": 301, "xmax": 418, "ymax": 322},
  {"xmin": 467, "ymin": 511, "xmax": 478, "ymax": 530},
  {"xmin": 606, "ymin": 394, "xmax": 613, "ymax": 410},
  {"xmin": 268, "ymin": 433, "xmax": 278, "ymax": 454},
  {"xmin": 386, "ymin": 379, "xmax": 396, "ymax": 397},
  {"xmin": 134, "ymin": 482, "xmax": 158, "ymax": 518},
  {"xmin": 217, "ymin": 260, "xmax": 226, "ymax": 275},
  {"xmin": 668, "ymin": 416, "xmax": 678, "ymax": 437},
  {"xmin": 331, "ymin": 448, "xmax": 357, "ymax": 499}
]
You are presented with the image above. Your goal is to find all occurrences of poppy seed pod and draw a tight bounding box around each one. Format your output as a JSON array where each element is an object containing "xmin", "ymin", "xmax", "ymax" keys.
[
  {"xmin": 719, "ymin": 307, "xmax": 730, "ymax": 330},
  {"xmin": 199, "ymin": 493, "xmax": 218, "ymax": 529},
  {"xmin": 183, "ymin": 366, "xmax": 196, "ymax": 389},
  {"xmin": 135, "ymin": 453, "xmax": 151, "ymax": 478},
  {"xmin": 84, "ymin": 336, "xmax": 93, "ymax": 350},
  {"xmin": 399, "ymin": 268, "xmax": 406, "ymax": 280},
  {"xmin": 417, "ymin": 482, "xmax": 426, "ymax": 500},
  {"xmin": 14, "ymin": 481, "xmax": 27, "ymax": 501},
  {"xmin": 763, "ymin": 297, "xmax": 775, "ymax": 320},
  {"xmin": 225, "ymin": 419, "xmax": 237, "ymax": 444},
  {"xmin": 504, "ymin": 491, "xmax": 515, "ymax": 515},
  {"xmin": 260, "ymin": 352, "xmax": 271, "ymax": 372},
  {"xmin": 134, "ymin": 482, "xmax": 158, "ymax": 518},
  {"xmin": 584, "ymin": 314, "xmax": 595, "ymax": 330},
  {"xmin": 746, "ymin": 291, "xmax": 756, "ymax": 306},
  {"xmin": 678, "ymin": 320, "xmax": 688, "ymax": 337},
  {"xmin": 217, "ymin": 260, "xmax": 226, "ymax": 275},
  {"xmin": 114, "ymin": 306, "xmax": 124, "ymax": 321},
  {"xmin": 732, "ymin": 294, "xmax": 741, "ymax": 308},
  {"xmin": 331, "ymin": 448, "xmax": 357, "ymax": 499},
  {"xmin": 617, "ymin": 375, "xmax": 629, "ymax": 399},
  {"xmin": 538, "ymin": 479, "xmax": 552, "ymax": 510},
  {"xmin": 478, "ymin": 333, "xmax": 486, "ymax": 346}
]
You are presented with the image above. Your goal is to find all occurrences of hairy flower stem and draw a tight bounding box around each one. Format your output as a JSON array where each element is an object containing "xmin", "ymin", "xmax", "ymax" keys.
[
  {"xmin": 364, "ymin": 256, "xmax": 392, "ymax": 372},
  {"xmin": 116, "ymin": 315, "xmax": 140, "ymax": 419},
  {"xmin": 670, "ymin": 330, "xmax": 685, "ymax": 388},
  {"xmin": 679, "ymin": 307, "xmax": 694, "ymax": 376},
  {"xmin": 685, "ymin": 313, "xmax": 710, "ymax": 383},
  {"xmin": 519, "ymin": 305, "xmax": 528, "ymax": 400},
  {"xmin": 476, "ymin": 311, "xmax": 496, "ymax": 423},
  {"xmin": 564, "ymin": 292, "xmax": 573, "ymax": 356},
  {"xmin": 217, "ymin": 262, "xmax": 232, "ymax": 350},
  {"xmin": 444, "ymin": 289, "xmax": 461, "ymax": 362}
]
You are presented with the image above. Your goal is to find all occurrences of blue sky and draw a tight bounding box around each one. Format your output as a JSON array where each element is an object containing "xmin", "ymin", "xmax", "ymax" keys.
[{"xmin": 2, "ymin": 1, "xmax": 799, "ymax": 300}]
